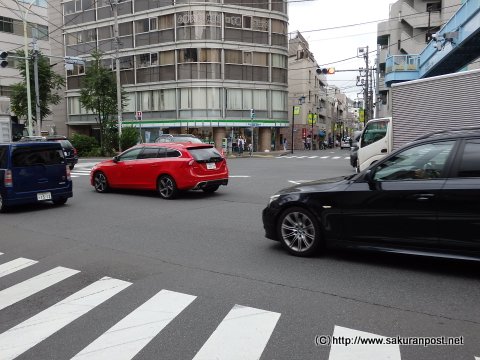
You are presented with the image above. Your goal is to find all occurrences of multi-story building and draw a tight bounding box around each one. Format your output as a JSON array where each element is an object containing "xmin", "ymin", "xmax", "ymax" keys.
[
  {"xmin": 47, "ymin": 0, "xmax": 289, "ymax": 151},
  {"xmin": 376, "ymin": 0, "xmax": 462, "ymax": 117},
  {"xmin": 0, "ymin": 0, "xmax": 50, "ymax": 106},
  {"xmin": 286, "ymin": 32, "xmax": 352, "ymax": 150}
]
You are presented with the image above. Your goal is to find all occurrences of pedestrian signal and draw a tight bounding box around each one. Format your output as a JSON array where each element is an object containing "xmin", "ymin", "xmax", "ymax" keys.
[
  {"xmin": 316, "ymin": 67, "xmax": 335, "ymax": 75},
  {"xmin": 0, "ymin": 51, "xmax": 8, "ymax": 68}
]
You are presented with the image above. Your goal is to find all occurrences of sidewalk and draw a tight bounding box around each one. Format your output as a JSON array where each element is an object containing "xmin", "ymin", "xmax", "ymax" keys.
[{"xmin": 226, "ymin": 150, "xmax": 288, "ymax": 158}]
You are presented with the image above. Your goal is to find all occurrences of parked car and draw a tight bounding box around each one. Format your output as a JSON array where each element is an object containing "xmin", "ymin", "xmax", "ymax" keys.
[
  {"xmin": 154, "ymin": 134, "xmax": 203, "ymax": 144},
  {"xmin": 349, "ymin": 131, "xmax": 363, "ymax": 169},
  {"xmin": 262, "ymin": 127, "xmax": 480, "ymax": 259},
  {"xmin": 90, "ymin": 143, "xmax": 228, "ymax": 199},
  {"xmin": 0, "ymin": 141, "xmax": 73, "ymax": 212},
  {"xmin": 18, "ymin": 135, "xmax": 78, "ymax": 170}
]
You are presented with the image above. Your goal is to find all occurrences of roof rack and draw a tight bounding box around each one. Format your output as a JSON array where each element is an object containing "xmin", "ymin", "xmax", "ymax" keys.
[{"xmin": 414, "ymin": 126, "xmax": 480, "ymax": 141}]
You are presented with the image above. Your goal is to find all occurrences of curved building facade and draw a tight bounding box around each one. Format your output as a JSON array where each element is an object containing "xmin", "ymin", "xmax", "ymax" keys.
[{"xmin": 59, "ymin": 0, "xmax": 288, "ymax": 151}]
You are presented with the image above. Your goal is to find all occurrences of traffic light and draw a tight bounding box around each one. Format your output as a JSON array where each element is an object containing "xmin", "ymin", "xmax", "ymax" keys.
[
  {"xmin": 316, "ymin": 67, "xmax": 335, "ymax": 75},
  {"xmin": 0, "ymin": 51, "xmax": 8, "ymax": 68}
]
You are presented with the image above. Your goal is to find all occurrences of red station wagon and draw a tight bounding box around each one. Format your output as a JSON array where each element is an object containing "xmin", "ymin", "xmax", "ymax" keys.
[{"xmin": 90, "ymin": 143, "xmax": 229, "ymax": 199}]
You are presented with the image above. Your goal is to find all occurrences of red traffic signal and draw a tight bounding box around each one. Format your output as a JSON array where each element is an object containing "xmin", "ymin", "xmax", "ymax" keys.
[
  {"xmin": 0, "ymin": 51, "xmax": 8, "ymax": 68},
  {"xmin": 316, "ymin": 67, "xmax": 335, "ymax": 75}
]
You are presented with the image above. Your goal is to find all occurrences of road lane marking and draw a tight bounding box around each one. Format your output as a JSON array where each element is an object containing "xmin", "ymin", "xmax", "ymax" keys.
[
  {"xmin": 332, "ymin": 156, "xmax": 341, "ymax": 159},
  {"xmin": 0, "ymin": 266, "xmax": 80, "ymax": 311},
  {"xmin": 71, "ymin": 289, "xmax": 196, "ymax": 360},
  {"xmin": 192, "ymin": 305, "xmax": 280, "ymax": 360},
  {"xmin": 0, "ymin": 276, "xmax": 131, "ymax": 360},
  {"xmin": 328, "ymin": 326, "xmax": 401, "ymax": 360},
  {"xmin": 230, "ymin": 175, "xmax": 251, "ymax": 178},
  {"xmin": 0, "ymin": 258, "xmax": 38, "ymax": 278},
  {"xmin": 320, "ymin": 156, "xmax": 330, "ymax": 159}
]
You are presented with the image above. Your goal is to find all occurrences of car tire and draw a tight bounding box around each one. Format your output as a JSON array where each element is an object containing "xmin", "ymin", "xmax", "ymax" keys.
[
  {"xmin": 277, "ymin": 207, "xmax": 322, "ymax": 257},
  {"xmin": 157, "ymin": 175, "xmax": 178, "ymax": 199},
  {"xmin": 0, "ymin": 194, "xmax": 7, "ymax": 213},
  {"xmin": 93, "ymin": 171, "xmax": 109, "ymax": 193},
  {"xmin": 202, "ymin": 185, "xmax": 220, "ymax": 193},
  {"xmin": 53, "ymin": 197, "xmax": 68, "ymax": 205}
]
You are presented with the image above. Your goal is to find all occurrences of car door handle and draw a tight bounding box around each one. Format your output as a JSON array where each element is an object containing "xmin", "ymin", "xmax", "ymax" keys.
[
  {"xmin": 411, "ymin": 194, "xmax": 435, "ymax": 201},
  {"xmin": 381, "ymin": 148, "xmax": 388, "ymax": 153}
]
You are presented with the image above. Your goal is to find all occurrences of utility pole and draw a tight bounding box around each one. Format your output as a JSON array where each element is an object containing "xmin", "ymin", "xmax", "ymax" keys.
[
  {"xmin": 33, "ymin": 40, "xmax": 41, "ymax": 136},
  {"xmin": 110, "ymin": 0, "xmax": 123, "ymax": 151}
]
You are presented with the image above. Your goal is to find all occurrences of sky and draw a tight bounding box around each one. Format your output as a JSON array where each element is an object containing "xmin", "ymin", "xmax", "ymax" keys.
[{"xmin": 288, "ymin": 0, "xmax": 393, "ymax": 100}]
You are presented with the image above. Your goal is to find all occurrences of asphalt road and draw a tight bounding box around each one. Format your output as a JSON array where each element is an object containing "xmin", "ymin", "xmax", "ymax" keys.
[{"xmin": 0, "ymin": 149, "xmax": 479, "ymax": 360}]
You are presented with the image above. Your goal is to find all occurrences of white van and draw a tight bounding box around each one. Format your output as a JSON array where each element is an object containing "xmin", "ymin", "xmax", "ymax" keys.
[{"xmin": 357, "ymin": 117, "xmax": 392, "ymax": 172}]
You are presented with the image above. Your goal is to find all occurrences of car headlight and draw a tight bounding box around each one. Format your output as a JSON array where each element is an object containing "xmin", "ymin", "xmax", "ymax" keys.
[{"xmin": 268, "ymin": 194, "xmax": 280, "ymax": 205}]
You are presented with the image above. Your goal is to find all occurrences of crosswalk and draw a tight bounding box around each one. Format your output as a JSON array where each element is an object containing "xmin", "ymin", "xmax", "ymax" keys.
[
  {"xmin": 277, "ymin": 155, "xmax": 350, "ymax": 160},
  {"xmin": 71, "ymin": 169, "xmax": 91, "ymax": 178},
  {"xmin": 1, "ymin": 252, "xmax": 475, "ymax": 360},
  {"xmin": 0, "ymin": 251, "xmax": 280, "ymax": 360}
]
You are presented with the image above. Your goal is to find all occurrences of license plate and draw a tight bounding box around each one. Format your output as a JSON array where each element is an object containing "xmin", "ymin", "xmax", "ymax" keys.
[
  {"xmin": 206, "ymin": 162, "xmax": 216, "ymax": 170},
  {"xmin": 37, "ymin": 192, "xmax": 52, "ymax": 201}
]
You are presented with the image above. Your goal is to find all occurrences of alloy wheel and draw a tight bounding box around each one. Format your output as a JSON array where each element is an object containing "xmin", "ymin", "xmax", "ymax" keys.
[
  {"xmin": 94, "ymin": 172, "xmax": 109, "ymax": 193},
  {"xmin": 158, "ymin": 175, "xmax": 177, "ymax": 199},
  {"xmin": 279, "ymin": 208, "xmax": 320, "ymax": 256}
]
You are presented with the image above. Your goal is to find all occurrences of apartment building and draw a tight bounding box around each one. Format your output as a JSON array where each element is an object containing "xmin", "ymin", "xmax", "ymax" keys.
[
  {"xmin": 376, "ymin": 0, "xmax": 462, "ymax": 117},
  {"xmin": 0, "ymin": 0, "xmax": 50, "ymax": 107},
  {"xmin": 286, "ymin": 31, "xmax": 353, "ymax": 150},
  {"xmin": 47, "ymin": 0, "xmax": 288, "ymax": 151}
]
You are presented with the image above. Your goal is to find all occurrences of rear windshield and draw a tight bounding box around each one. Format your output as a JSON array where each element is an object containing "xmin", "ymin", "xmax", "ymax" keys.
[
  {"xmin": 57, "ymin": 140, "xmax": 73, "ymax": 149},
  {"xmin": 12, "ymin": 145, "xmax": 66, "ymax": 167},
  {"xmin": 188, "ymin": 147, "xmax": 222, "ymax": 162}
]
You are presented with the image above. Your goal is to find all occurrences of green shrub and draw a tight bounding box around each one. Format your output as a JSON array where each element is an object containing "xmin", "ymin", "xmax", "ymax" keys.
[
  {"xmin": 120, "ymin": 127, "xmax": 139, "ymax": 151},
  {"xmin": 70, "ymin": 134, "xmax": 99, "ymax": 157}
]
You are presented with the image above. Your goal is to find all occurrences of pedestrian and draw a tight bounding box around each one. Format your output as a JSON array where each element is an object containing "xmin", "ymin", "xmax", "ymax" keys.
[
  {"xmin": 283, "ymin": 137, "xmax": 287, "ymax": 151},
  {"xmin": 238, "ymin": 136, "xmax": 244, "ymax": 155},
  {"xmin": 248, "ymin": 143, "xmax": 253, "ymax": 156}
]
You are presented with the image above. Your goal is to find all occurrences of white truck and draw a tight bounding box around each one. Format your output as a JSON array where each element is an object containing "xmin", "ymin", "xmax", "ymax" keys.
[{"xmin": 357, "ymin": 69, "xmax": 480, "ymax": 171}]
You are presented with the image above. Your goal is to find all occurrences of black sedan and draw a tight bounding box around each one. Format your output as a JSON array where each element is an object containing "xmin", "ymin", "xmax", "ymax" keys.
[{"xmin": 262, "ymin": 128, "xmax": 480, "ymax": 259}]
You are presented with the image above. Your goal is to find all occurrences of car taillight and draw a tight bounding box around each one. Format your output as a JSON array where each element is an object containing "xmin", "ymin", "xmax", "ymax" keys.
[
  {"xmin": 4, "ymin": 169, "xmax": 12, "ymax": 187},
  {"xmin": 66, "ymin": 165, "xmax": 71, "ymax": 181}
]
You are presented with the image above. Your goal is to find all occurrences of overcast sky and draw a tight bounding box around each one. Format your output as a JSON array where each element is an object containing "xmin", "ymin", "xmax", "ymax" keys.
[{"xmin": 288, "ymin": 0, "xmax": 393, "ymax": 100}]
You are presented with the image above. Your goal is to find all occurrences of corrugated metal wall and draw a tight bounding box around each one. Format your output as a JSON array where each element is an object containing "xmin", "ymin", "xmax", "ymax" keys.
[{"xmin": 391, "ymin": 69, "xmax": 480, "ymax": 150}]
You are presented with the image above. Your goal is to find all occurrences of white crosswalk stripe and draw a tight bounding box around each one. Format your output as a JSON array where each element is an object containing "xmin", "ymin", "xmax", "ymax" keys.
[
  {"xmin": 0, "ymin": 266, "xmax": 79, "ymax": 311},
  {"xmin": 0, "ymin": 277, "xmax": 131, "ymax": 360},
  {"xmin": 0, "ymin": 258, "xmax": 38, "ymax": 278},
  {"xmin": 71, "ymin": 289, "xmax": 196, "ymax": 360},
  {"xmin": 192, "ymin": 304, "xmax": 281, "ymax": 360},
  {"xmin": 328, "ymin": 326, "xmax": 401, "ymax": 360}
]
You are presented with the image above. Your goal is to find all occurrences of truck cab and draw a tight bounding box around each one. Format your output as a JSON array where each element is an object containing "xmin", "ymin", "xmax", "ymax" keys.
[{"xmin": 357, "ymin": 117, "xmax": 392, "ymax": 171}]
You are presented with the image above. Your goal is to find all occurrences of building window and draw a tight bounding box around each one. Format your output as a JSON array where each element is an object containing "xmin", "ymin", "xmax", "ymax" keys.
[{"xmin": 0, "ymin": 17, "xmax": 14, "ymax": 33}]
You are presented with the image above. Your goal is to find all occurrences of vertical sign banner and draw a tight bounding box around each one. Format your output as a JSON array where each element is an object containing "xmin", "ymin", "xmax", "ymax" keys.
[{"xmin": 293, "ymin": 106, "xmax": 300, "ymax": 115}]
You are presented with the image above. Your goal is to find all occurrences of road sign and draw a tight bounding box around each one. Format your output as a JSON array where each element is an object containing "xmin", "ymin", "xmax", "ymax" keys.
[
  {"xmin": 136, "ymin": 111, "xmax": 142, "ymax": 120},
  {"xmin": 293, "ymin": 106, "xmax": 300, "ymax": 115}
]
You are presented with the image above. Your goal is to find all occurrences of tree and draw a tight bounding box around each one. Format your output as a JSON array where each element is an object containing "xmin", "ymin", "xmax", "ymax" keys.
[
  {"xmin": 10, "ymin": 50, "xmax": 64, "ymax": 131},
  {"xmin": 79, "ymin": 51, "xmax": 126, "ymax": 155}
]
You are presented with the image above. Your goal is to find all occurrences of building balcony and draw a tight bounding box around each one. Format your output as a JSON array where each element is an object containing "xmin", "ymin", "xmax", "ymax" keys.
[{"xmin": 384, "ymin": 54, "xmax": 420, "ymax": 86}]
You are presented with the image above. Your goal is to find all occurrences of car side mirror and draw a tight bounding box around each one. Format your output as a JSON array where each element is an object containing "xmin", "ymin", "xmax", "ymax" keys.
[
  {"xmin": 113, "ymin": 156, "xmax": 119, "ymax": 163},
  {"xmin": 364, "ymin": 170, "xmax": 376, "ymax": 189}
]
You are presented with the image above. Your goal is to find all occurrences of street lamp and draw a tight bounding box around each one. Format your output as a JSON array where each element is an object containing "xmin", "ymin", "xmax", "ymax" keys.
[
  {"xmin": 14, "ymin": 0, "xmax": 36, "ymax": 136},
  {"xmin": 291, "ymin": 96, "xmax": 305, "ymax": 154}
]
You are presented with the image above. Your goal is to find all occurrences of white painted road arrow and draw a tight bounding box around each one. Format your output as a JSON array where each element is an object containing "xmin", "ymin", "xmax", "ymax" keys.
[{"xmin": 328, "ymin": 326, "xmax": 401, "ymax": 360}]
